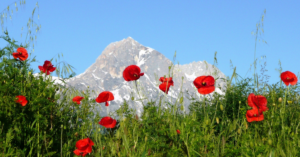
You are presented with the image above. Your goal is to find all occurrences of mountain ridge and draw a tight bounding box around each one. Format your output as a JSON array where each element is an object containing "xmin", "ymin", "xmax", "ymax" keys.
[{"xmin": 32, "ymin": 37, "xmax": 228, "ymax": 122}]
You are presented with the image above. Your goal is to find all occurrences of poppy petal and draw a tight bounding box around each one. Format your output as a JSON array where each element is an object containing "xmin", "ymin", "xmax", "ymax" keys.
[
  {"xmin": 197, "ymin": 86, "xmax": 215, "ymax": 95},
  {"xmin": 99, "ymin": 117, "xmax": 117, "ymax": 128},
  {"xmin": 95, "ymin": 91, "xmax": 114, "ymax": 104}
]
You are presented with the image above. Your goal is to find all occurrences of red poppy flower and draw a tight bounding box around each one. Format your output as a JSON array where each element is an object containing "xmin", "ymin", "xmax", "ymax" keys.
[
  {"xmin": 15, "ymin": 95, "xmax": 28, "ymax": 106},
  {"xmin": 12, "ymin": 47, "xmax": 28, "ymax": 61},
  {"xmin": 73, "ymin": 137, "xmax": 94, "ymax": 157},
  {"xmin": 159, "ymin": 77, "xmax": 174, "ymax": 94},
  {"xmin": 193, "ymin": 76, "xmax": 215, "ymax": 95},
  {"xmin": 72, "ymin": 96, "xmax": 84, "ymax": 105},
  {"xmin": 95, "ymin": 91, "xmax": 114, "ymax": 106},
  {"xmin": 280, "ymin": 71, "xmax": 298, "ymax": 86},
  {"xmin": 123, "ymin": 65, "xmax": 144, "ymax": 81},
  {"xmin": 247, "ymin": 93, "xmax": 268, "ymax": 115},
  {"xmin": 176, "ymin": 129, "xmax": 180, "ymax": 134},
  {"xmin": 246, "ymin": 93, "xmax": 268, "ymax": 122},
  {"xmin": 99, "ymin": 116, "xmax": 117, "ymax": 128},
  {"xmin": 246, "ymin": 108, "xmax": 264, "ymax": 122},
  {"xmin": 38, "ymin": 60, "xmax": 56, "ymax": 75}
]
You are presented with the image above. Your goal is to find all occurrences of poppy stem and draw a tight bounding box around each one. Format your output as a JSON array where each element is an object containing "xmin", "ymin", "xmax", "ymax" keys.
[
  {"xmin": 134, "ymin": 80, "xmax": 145, "ymax": 110},
  {"xmin": 203, "ymin": 96, "xmax": 206, "ymax": 116}
]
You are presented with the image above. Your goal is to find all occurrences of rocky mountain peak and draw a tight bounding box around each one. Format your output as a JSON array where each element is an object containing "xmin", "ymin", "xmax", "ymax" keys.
[{"xmin": 34, "ymin": 37, "xmax": 228, "ymax": 123}]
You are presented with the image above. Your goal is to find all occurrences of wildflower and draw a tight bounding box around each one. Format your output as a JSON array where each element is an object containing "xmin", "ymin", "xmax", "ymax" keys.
[
  {"xmin": 12, "ymin": 47, "xmax": 28, "ymax": 61},
  {"xmin": 193, "ymin": 75, "xmax": 215, "ymax": 95},
  {"xmin": 158, "ymin": 76, "xmax": 174, "ymax": 94},
  {"xmin": 99, "ymin": 116, "xmax": 117, "ymax": 128},
  {"xmin": 176, "ymin": 129, "xmax": 181, "ymax": 134},
  {"xmin": 15, "ymin": 95, "xmax": 28, "ymax": 106},
  {"xmin": 123, "ymin": 65, "xmax": 144, "ymax": 81},
  {"xmin": 280, "ymin": 71, "xmax": 298, "ymax": 86},
  {"xmin": 246, "ymin": 93, "xmax": 268, "ymax": 122},
  {"xmin": 95, "ymin": 91, "xmax": 114, "ymax": 106},
  {"xmin": 38, "ymin": 60, "xmax": 56, "ymax": 75},
  {"xmin": 278, "ymin": 97, "xmax": 282, "ymax": 103},
  {"xmin": 73, "ymin": 137, "xmax": 94, "ymax": 157},
  {"xmin": 72, "ymin": 96, "xmax": 84, "ymax": 105}
]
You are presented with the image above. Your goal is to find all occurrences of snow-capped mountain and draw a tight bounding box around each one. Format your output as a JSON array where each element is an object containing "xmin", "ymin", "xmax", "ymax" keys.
[{"xmin": 33, "ymin": 37, "xmax": 228, "ymax": 122}]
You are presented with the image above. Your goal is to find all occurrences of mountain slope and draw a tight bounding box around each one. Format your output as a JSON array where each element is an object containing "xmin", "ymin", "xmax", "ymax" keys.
[{"xmin": 33, "ymin": 37, "xmax": 228, "ymax": 122}]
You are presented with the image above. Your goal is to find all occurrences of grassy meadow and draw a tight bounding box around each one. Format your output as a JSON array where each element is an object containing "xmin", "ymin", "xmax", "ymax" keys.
[{"xmin": 1, "ymin": 8, "xmax": 300, "ymax": 157}]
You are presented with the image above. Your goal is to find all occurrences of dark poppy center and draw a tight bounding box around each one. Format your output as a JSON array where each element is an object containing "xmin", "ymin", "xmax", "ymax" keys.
[
  {"xmin": 202, "ymin": 82, "xmax": 206, "ymax": 86},
  {"xmin": 19, "ymin": 52, "xmax": 22, "ymax": 54},
  {"xmin": 134, "ymin": 74, "xmax": 137, "ymax": 77},
  {"xmin": 287, "ymin": 77, "xmax": 289, "ymax": 79}
]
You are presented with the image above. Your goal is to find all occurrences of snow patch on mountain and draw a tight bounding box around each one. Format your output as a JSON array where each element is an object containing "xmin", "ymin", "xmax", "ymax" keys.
[{"xmin": 92, "ymin": 73, "xmax": 101, "ymax": 80}]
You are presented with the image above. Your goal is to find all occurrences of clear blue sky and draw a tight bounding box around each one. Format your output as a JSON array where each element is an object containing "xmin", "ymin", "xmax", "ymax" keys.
[{"xmin": 1, "ymin": 0, "xmax": 299, "ymax": 89}]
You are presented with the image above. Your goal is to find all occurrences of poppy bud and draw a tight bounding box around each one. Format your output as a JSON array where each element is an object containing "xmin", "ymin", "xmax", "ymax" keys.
[
  {"xmin": 244, "ymin": 121, "xmax": 248, "ymax": 130},
  {"xmin": 103, "ymin": 146, "xmax": 105, "ymax": 150},
  {"xmin": 28, "ymin": 72, "xmax": 31, "ymax": 75},
  {"xmin": 74, "ymin": 132, "xmax": 78, "ymax": 137},
  {"xmin": 216, "ymin": 117, "xmax": 219, "ymax": 124},
  {"xmin": 278, "ymin": 97, "xmax": 282, "ymax": 103},
  {"xmin": 87, "ymin": 86, "xmax": 89, "ymax": 88},
  {"xmin": 3, "ymin": 80, "xmax": 5, "ymax": 83},
  {"xmin": 131, "ymin": 96, "xmax": 134, "ymax": 100},
  {"xmin": 179, "ymin": 97, "xmax": 184, "ymax": 104},
  {"xmin": 206, "ymin": 119, "xmax": 210, "ymax": 125},
  {"xmin": 272, "ymin": 103, "xmax": 276, "ymax": 106},
  {"xmin": 98, "ymin": 128, "xmax": 101, "ymax": 132},
  {"xmin": 64, "ymin": 126, "xmax": 66, "ymax": 129},
  {"xmin": 135, "ymin": 114, "xmax": 139, "ymax": 120},
  {"xmin": 238, "ymin": 128, "xmax": 241, "ymax": 134},
  {"xmin": 60, "ymin": 88, "xmax": 62, "ymax": 92},
  {"xmin": 148, "ymin": 149, "xmax": 151, "ymax": 156},
  {"xmin": 250, "ymin": 141, "xmax": 254, "ymax": 148},
  {"xmin": 239, "ymin": 101, "xmax": 241, "ymax": 104},
  {"xmin": 220, "ymin": 105, "xmax": 224, "ymax": 111},
  {"xmin": 180, "ymin": 104, "xmax": 184, "ymax": 111},
  {"xmin": 287, "ymin": 101, "xmax": 292, "ymax": 104},
  {"xmin": 268, "ymin": 139, "xmax": 272, "ymax": 145},
  {"xmin": 145, "ymin": 136, "xmax": 147, "ymax": 142}
]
